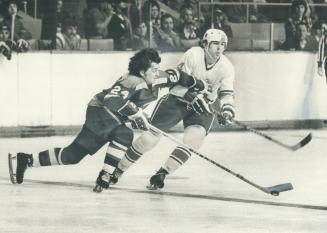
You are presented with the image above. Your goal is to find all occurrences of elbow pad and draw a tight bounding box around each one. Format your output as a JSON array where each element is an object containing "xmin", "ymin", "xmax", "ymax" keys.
[{"xmin": 117, "ymin": 101, "xmax": 139, "ymax": 117}]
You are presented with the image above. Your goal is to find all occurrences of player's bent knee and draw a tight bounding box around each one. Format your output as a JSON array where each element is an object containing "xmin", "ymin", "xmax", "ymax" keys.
[
  {"xmin": 183, "ymin": 125, "xmax": 206, "ymax": 149},
  {"xmin": 60, "ymin": 142, "xmax": 89, "ymax": 165},
  {"xmin": 133, "ymin": 130, "xmax": 162, "ymax": 153},
  {"xmin": 112, "ymin": 125, "xmax": 134, "ymax": 148}
]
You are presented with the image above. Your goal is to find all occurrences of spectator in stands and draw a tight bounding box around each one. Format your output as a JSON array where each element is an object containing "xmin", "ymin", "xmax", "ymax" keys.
[
  {"xmin": 129, "ymin": 21, "xmax": 157, "ymax": 50},
  {"xmin": 161, "ymin": 0, "xmax": 199, "ymax": 18},
  {"xmin": 56, "ymin": 18, "xmax": 81, "ymax": 50},
  {"xmin": 249, "ymin": 0, "xmax": 270, "ymax": 22},
  {"xmin": 142, "ymin": 0, "xmax": 161, "ymax": 32},
  {"xmin": 1, "ymin": 0, "xmax": 30, "ymax": 52},
  {"xmin": 3, "ymin": 0, "xmax": 31, "ymax": 41},
  {"xmin": 219, "ymin": 0, "xmax": 247, "ymax": 23},
  {"xmin": 159, "ymin": 0, "xmax": 181, "ymax": 10},
  {"xmin": 107, "ymin": 0, "xmax": 132, "ymax": 50},
  {"xmin": 211, "ymin": 8, "xmax": 233, "ymax": 41},
  {"xmin": 154, "ymin": 13, "xmax": 181, "ymax": 51},
  {"xmin": 0, "ymin": 21, "xmax": 9, "ymax": 41},
  {"xmin": 296, "ymin": 22, "xmax": 316, "ymax": 50},
  {"xmin": 310, "ymin": 21, "xmax": 325, "ymax": 50},
  {"xmin": 175, "ymin": 4, "xmax": 200, "ymax": 49},
  {"xmin": 129, "ymin": 0, "xmax": 142, "ymax": 31},
  {"xmin": 0, "ymin": 22, "xmax": 12, "ymax": 60},
  {"xmin": 83, "ymin": 0, "xmax": 113, "ymax": 39},
  {"xmin": 283, "ymin": 0, "xmax": 312, "ymax": 50},
  {"xmin": 56, "ymin": 0, "xmax": 66, "ymax": 26},
  {"xmin": 40, "ymin": 0, "xmax": 71, "ymax": 48}
]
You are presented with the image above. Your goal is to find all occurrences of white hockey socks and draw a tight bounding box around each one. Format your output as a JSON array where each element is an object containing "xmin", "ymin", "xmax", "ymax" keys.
[
  {"xmin": 117, "ymin": 145, "xmax": 142, "ymax": 172},
  {"xmin": 162, "ymin": 146, "xmax": 192, "ymax": 174}
]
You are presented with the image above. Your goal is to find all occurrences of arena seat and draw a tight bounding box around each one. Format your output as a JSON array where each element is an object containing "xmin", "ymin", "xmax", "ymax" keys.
[
  {"xmin": 230, "ymin": 23, "xmax": 271, "ymax": 40},
  {"xmin": 229, "ymin": 38, "xmax": 252, "ymax": 50},
  {"xmin": 229, "ymin": 23, "xmax": 286, "ymax": 50},
  {"xmin": 38, "ymin": 40, "xmax": 52, "ymax": 50},
  {"xmin": 252, "ymin": 39, "xmax": 270, "ymax": 50},
  {"xmin": 80, "ymin": 39, "xmax": 88, "ymax": 51},
  {"xmin": 272, "ymin": 23, "xmax": 285, "ymax": 44},
  {"xmin": 88, "ymin": 39, "xmax": 114, "ymax": 51},
  {"xmin": 19, "ymin": 11, "xmax": 42, "ymax": 40},
  {"xmin": 27, "ymin": 39, "xmax": 38, "ymax": 51}
]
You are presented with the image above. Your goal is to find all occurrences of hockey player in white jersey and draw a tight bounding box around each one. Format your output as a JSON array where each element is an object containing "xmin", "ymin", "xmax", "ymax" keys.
[{"xmin": 99, "ymin": 28, "xmax": 236, "ymax": 191}]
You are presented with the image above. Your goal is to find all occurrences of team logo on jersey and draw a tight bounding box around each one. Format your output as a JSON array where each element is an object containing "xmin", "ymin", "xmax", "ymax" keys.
[{"xmin": 166, "ymin": 69, "xmax": 179, "ymax": 83}]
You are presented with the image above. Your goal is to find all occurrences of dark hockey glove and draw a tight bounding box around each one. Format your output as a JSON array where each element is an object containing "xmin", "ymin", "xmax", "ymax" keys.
[
  {"xmin": 184, "ymin": 91, "xmax": 213, "ymax": 115},
  {"xmin": 218, "ymin": 104, "xmax": 235, "ymax": 125},
  {"xmin": 128, "ymin": 109, "xmax": 150, "ymax": 131},
  {"xmin": 189, "ymin": 79, "xmax": 211, "ymax": 93},
  {"xmin": 5, "ymin": 40, "xmax": 17, "ymax": 51},
  {"xmin": 0, "ymin": 41, "xmax": 12, "ymax": 60}
]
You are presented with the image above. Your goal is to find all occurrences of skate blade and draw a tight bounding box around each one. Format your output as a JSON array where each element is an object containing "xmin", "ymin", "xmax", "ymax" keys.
[
  {"xmin": 8, "ymin": 153, "xmax": 17, "ymax": 184},
  {"xmin": 93, "ymin": 185, "xmax": 103, "ymax": 193}
]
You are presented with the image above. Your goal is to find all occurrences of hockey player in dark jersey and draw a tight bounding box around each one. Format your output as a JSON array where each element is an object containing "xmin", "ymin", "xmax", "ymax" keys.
[
  {"xmin": 102, "ymin": 29, "xmax": 236, "ymax": 191},
  {"xmin": 8, "ymin": 48, "xmax": 207, "ymax": 186}
]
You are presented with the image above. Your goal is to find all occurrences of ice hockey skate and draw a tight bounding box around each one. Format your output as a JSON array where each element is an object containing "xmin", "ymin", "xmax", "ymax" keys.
[
  {"xmin": 93, "ymin": 168, "xmax": 122, "ymax": 193},
  {"xmin": 147, "ymin": 168, "xmax": 168, "ymax": 190},
  {"xmin": 8, "ymin": 153, "xmax": 33, "ymax": 184}
]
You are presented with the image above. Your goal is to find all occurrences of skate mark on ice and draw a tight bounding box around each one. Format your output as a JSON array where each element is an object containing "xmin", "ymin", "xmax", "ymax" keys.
[
  {"xmin": 134, "ymin": 175, "xmax": 189, "ymax": 180},
  {"xmin": 1, "ymin": 177, "xmax": 326, "ymax": 211}
]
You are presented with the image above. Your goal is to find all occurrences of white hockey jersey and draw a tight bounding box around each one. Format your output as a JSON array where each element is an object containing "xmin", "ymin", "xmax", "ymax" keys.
[{"xmin": 170, "ymin": 46, "xmax": 235, "ymax": 109}]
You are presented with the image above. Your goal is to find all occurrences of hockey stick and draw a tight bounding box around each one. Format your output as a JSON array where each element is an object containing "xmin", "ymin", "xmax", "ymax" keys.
[
  {"xmin": 232, "ymin": 120, "xmax": 312, "ymax": 151},
  {"xmin": 148, "ymin": 125, "xmax": 293, "ymax": 196}
]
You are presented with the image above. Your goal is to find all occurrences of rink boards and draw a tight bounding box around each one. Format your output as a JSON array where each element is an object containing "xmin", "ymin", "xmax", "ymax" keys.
[{"xmin": 0, "ymin": 51, "xmax": 326, "ymax": 127}]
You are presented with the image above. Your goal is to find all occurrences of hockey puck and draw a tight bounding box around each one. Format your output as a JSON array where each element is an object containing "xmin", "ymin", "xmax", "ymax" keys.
[{"xmin": 271, "ymin": 191, "xmax": 279, "ymax": 196}]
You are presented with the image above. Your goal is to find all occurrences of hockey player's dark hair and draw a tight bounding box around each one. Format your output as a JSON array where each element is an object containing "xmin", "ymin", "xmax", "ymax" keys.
[{"xmin": 128, "ymin": 48, "xmax": 161, "ymax": 77}]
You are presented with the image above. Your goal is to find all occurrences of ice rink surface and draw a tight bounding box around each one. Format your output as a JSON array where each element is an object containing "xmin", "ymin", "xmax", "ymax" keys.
[{"xmin": 0, "ymin": 129, "xmax": 327, "ymax": 233}]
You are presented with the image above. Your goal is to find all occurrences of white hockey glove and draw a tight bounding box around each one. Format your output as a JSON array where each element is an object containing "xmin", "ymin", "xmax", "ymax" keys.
[
  {"xmin": 128, "ymin": 109, "xmax": 150, "ymax": 131},
  {"xmin": 184, "ymin": 91, "xmax": 214, "ymax": 115},
  {"xmin": 218, "ymin": 104, "xmax": 235, "ymax": 125},
  {"xmin": 17, "ymin": 39, "xmax": 29, "ymax": 52}
]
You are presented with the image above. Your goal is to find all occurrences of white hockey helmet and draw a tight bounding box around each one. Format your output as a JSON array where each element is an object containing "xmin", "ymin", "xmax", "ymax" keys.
[{"xmin": 202, "ymin": 28, "xmax": 228, "ymax": 47}]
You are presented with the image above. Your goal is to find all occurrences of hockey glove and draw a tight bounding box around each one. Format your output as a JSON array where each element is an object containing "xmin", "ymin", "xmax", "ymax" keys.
[
  {"xmin": 128, "ymin": 109, "xmax": 150, "ymax": 131},
  {"xmin": 189, "ymin": 79, "xmax": 211, "ymax": 94},
  {"xmin": 184, "ymin": 91, "xmax": 214, "ymax": 115},
  {"xmin": 17, "ymin": 39, "xmax": 29, "ymax": 52},
  {"xmin": 0, "ymin": 41, "xmax": 12, "ymax": 60},
  {"xmin": 218, "ymin": 104, "xmax": 235, "ymax": 125}
]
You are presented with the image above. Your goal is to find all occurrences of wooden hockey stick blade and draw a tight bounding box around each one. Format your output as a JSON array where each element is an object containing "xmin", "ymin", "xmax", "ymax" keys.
[
  {"xmin": 289, "ymin": 132, "xmax": 312, "ymax": 151},
  {"xmin": 233, "ymin": 120, "xmax": 312, "ymax": 151},
  {"xmin": 8, "ymin": 153, "xmax": 16, "ymax": 184},
  {"xmin": 263, "ymin": 183, "xmax": 293, "ymax": 196}
]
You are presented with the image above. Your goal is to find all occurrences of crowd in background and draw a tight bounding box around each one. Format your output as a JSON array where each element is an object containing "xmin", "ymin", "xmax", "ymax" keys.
[{"xmin": 0, "ymin": 0, "xmax": 326, "ymax": 55}]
